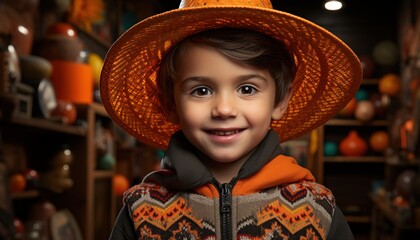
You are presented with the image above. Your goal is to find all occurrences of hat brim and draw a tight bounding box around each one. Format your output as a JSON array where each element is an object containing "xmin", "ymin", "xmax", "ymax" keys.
[{"xmin": 100, "ymin": 6, "xmax": 362, "ymax": 149}]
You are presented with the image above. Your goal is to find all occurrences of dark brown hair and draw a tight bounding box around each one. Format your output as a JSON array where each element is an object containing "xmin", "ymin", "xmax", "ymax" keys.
[{"xmin": 157, "ymin": 28, "xmax": 297, "ymax": 114}]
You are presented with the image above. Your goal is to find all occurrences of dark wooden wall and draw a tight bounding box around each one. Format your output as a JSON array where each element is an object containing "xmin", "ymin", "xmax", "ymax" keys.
[{"xmin": 272, "ymin": 0, "xmax": 399, "ymax": 56}]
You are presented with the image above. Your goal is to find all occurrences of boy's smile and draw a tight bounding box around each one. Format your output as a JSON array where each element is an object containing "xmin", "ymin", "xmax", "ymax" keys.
[{"xmin": 172, "ymin": 43, "xmax": 288, "ymax": 177}]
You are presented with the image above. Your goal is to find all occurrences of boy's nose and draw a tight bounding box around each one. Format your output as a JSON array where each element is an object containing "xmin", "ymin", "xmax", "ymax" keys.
[{"xmin": 211, "ymin": 94, "xmax": 238, "ymax": 119}]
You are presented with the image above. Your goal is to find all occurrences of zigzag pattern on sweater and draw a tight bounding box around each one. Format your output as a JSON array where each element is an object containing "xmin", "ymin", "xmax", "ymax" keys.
[{"xmin": 124, "ymin": 181, "xmax": 335, "ymax": 239}]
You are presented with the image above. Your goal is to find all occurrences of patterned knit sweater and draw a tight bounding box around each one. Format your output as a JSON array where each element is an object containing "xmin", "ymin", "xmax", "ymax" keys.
[{"xmin": 109, "ymin": 130, "xmax": 354, "ymax": 240}]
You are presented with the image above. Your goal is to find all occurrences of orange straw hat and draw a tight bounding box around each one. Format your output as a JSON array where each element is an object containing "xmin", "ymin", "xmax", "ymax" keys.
[{"xmin": 100, "ymin": 0, "xmax": 362, "ymax": 149}]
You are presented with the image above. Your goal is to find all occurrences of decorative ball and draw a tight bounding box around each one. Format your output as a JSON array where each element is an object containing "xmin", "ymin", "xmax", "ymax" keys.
[
  {"xmin": 36, "ymin": 37, "xmax": 84, "ymax": 62},
  {"xmin": 392, "ymin": 195, "xmax": 410, "ymax": 208},
  {"xmin": 355, "ymin": 88, "xmax": 369, "ymax": 101},
  {"xmin": 404, "ymin": 119, "xmax": 414, "ymax": 132},
  {"xmin": 324, "ymin": 141, "xmax": 338, "ymax": 156},
  {"xmin": 9, "ymin": 173, "xmax": 27, "ymax": 193},
  {"xmin": 113, "ymin": 174, "xmax": 130, "ymax": 196},
  {"xmin": 46, "ymin": 22, "xmax": 78, "ymax": 38},
  {"xmin": 24, "ymin": 169, "xmax": 39, "ymax": 189},
  {"xmin": 88, "ymin": 53, "xmax": 104, "ymax": 88},
  {"xmin": 372, "ymin": 41, "xmax": 399, "ymax": 66},
  {"xmin": 354, "ymin": 100, "xmax": 375, "ymax": 122},
  {"xmin": 339, "ymin": 130, "xmax": 368, "ymax": 156},
  {"xmin": 338, "ymin": 97, "xmax": 357, "ymax": 117},
  {"xmin": 50, "ymin": 100, "xmax": 77, "ymax": 125},
  {"xmin": 97, "ymin": 153, "xmax": 116, "ymax": 170},
  {"xmin": 369, "ymin": 131, "xmax": 390, "ymax": 153},
  {"xmin": 378, "ymin": 73, "xmax": 401, "ymax": 96}
]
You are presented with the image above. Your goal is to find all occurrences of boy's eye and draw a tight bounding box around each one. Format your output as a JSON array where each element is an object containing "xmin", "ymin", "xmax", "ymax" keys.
[
  {"xmin": 191, "ymin": 87, "xmax": 212, "ymax": 96},
  {"xmin": 238, "ymin": 85, "xmax": 257, "ymax": 95}
]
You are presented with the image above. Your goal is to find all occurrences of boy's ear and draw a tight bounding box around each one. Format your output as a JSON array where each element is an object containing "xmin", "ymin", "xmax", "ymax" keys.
[{"xmin": 272, "ymin": 88, "xmax": 293, "ymax": 120}]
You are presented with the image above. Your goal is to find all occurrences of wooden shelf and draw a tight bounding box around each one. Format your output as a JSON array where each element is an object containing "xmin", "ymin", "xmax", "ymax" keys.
[
  {"xmin": 2, "ymin": 103, "xmax": 119, "ymax": 240},
  {"xmin": 324, "ymin": 156, "xmax": 386, "ymax": 163},
  {"xmin": 11, "ymin": 190, "xmax": 40, "ymax": 199},
  {"xmin": 94, "ymin": 170, "xmax": 115, "ymax": 179},
  {"xmin": 361, "ymin": 78, "xmax": 379, "ymax": 85},
  {"xmin": 316, "ymin": 77, "xmax": 391, "ymax": 239},
  {"xmin": 325, "ymin": 119, "xmax": 389, "ymax": 126},
  {"xmin": 3, "ymin": 116, "xmax": 87, "ymax": 136},
  {"xmin": 346, "ymin": 215, "xmax": 371, "ymax": 223},
  {"xmin": 385, "ymin": 159, "xmax": 420, "ymax": 166},
  {"xmin": 90, "ymin": 102, "xmax": 109, "ymax": 117}
]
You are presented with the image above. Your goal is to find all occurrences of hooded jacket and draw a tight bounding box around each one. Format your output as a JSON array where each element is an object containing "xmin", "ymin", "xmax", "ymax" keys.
[{"xmin": 109, "ymin": 130, "xmax": 354, "ymax": 240}]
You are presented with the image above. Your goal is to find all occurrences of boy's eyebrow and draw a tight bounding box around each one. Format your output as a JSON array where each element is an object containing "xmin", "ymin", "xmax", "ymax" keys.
[
  {"xmin": 237, "ymin": 74, "xmax": 269, "ymax": 84},
  {"xmin": 180, "ymin": 76, "xmax": 208, "ymax": 83},
  {"xmin": 178, "ymin": 77, "xmax": 210, "ymax": 87},
  {"xmin": 180, "ymin": 74, "xmax": 270, "ymax": 84}
]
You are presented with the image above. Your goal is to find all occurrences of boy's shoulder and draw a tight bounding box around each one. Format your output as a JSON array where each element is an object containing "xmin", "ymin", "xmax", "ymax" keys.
[
  {"xmin": 123, "ymin": 182, "xmax": 177, "ymax": 206},
  {"xmin": 277, "ymin": 181, "xmax": 336, "ymax": 206}
]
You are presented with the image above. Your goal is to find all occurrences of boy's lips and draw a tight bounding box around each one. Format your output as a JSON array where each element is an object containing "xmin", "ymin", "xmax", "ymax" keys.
[
  {"xmin": 203, "ymin": 129, "xmax": 246, "ymax": 144},
  {"xmin": 208, "ymin": 129, "xmax": 242, "ymax": 136}
]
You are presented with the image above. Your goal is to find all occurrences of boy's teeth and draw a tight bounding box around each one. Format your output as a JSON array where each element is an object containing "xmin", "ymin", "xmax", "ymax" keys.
[{"xmin": 212, "ymin": 130, "xmax": 238, "ymax": 136}]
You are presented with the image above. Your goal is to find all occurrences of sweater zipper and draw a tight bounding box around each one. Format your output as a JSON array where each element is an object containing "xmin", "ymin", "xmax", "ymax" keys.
[{"xmin": 213, "ymin": 177, "xmax": 237, "ymax": 240}]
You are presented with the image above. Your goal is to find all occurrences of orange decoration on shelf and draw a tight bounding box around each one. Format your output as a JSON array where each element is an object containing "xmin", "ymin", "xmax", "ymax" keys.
[
  {"xmin": 378, "ymin": 73, "xmax": 401, "ymax": 96},
  {"xmin": 369, "ymin": 130, "xmax": 390, "ymax": 153},
  {"xmin": 50, "ymin": 60, "xmax": 93, "ymax": 104},
  {"xmin": 338, "ymin": 97, "xmax": 357, "ymax": 117},
  {"xmin": 50, "ymin": 100, "xmax": 78, "ymax": 125},
  {"xmin": 113, "ymin": 174, "xmax": 130, "ymax": 197},
  {"xmin": 9, "ymin": 173, "xmax": 27, "ymax": 193},
  {"xmin": 339, "ymin": 130, "xmax": 368, "ymax": 156}
]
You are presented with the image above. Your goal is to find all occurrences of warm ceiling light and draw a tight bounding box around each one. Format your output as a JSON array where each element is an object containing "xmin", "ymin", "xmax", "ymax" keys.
[{"xmin": 324, "ymin": 0, "xmax": 343, "ymax": 11}]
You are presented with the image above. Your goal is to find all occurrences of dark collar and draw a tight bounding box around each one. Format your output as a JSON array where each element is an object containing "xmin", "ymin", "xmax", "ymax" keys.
[{"xmin": 145, "ymin": 129, "xmax": 283, "ymax": 190}]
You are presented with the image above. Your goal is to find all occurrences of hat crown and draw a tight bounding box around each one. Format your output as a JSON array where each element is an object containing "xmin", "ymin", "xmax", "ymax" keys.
[{"xmin": 179, "ymin": 0, "xmax": 273, "ymax": 9}]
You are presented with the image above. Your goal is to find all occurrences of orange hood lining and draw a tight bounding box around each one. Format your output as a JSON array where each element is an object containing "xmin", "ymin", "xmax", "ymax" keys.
[{"xmin": 195, "ymin": 155, "xmax": 315, "ymax": 197}]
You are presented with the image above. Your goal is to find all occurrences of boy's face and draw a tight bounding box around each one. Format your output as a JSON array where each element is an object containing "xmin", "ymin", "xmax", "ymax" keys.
[{"xmin": 171, "ymin": 44, "xmax": 289, "ymax": 164}]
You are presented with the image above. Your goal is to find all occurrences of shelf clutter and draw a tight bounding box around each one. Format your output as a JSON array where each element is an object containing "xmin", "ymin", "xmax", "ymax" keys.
[
  {"xmin": 371, "ymin": 193, "xmax": 420, "ymax": 240},
  {"xmin": 310, "ymin": 2, "xmax": 420, "ymax": 239},
  {"xmin": 0, "ymin": 1, "xmax": 157, "ymax": 239}
]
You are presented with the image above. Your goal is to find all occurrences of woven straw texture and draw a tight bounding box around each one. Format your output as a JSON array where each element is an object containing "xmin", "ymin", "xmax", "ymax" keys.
[{"xmin": 100, "ymin": 1, "xmax": 362, "ymax": 150}]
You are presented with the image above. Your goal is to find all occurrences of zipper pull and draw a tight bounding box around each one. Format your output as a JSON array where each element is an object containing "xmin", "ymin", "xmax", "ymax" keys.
[{"xmin": 221, "ymin": 183, "xmax": 232, "ymax": 213}]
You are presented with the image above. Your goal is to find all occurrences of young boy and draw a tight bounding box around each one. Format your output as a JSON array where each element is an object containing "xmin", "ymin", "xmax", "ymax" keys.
[{"xmin": 100, "ymin": 1, "xmax": 362, "ymax": 239}]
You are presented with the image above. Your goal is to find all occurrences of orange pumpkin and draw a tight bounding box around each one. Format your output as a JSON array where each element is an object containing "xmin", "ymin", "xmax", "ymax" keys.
[
  {"xmin": 113, "ymin": 174, "xmax": 130, "ymax": 197},
  {"xmin": 369, "ymin": 130, "xmax": 390, "ymax": 153},
  {"xmin": 378, "ymin": 73, "xmax": 401, "ymax": 96},
  {"xmin": 338, "ymin": 97, "xmax": 357, "ymax": 117},
  {"xmin": 9, "ymin": 173, "xmax": 27, "ymax": 193}
]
